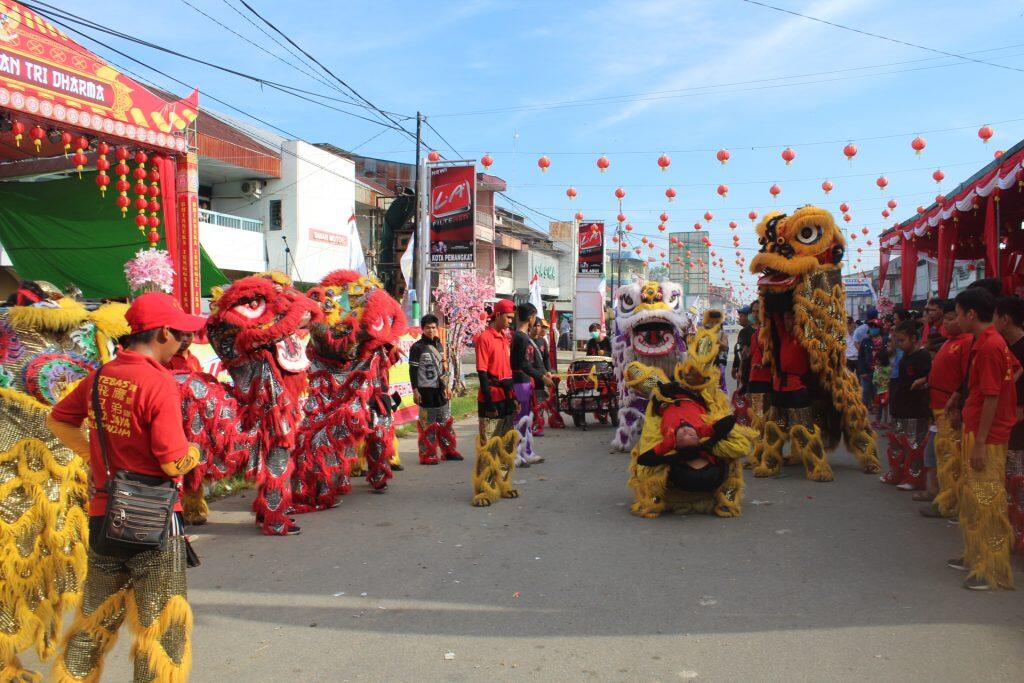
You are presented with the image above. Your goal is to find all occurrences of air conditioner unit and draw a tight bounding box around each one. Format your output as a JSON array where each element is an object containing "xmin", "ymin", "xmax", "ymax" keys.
[{"xmin": 240, "ymin": 180, "xmax": 263, "ymax": 198}]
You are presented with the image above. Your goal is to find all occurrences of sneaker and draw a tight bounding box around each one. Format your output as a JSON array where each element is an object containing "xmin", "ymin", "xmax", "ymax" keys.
[
  {"xmin": 962, "ymin": 576, "xmax": 991, "ymax": 591},
  {"xmin": 516, "ymin": 460, "xmax": 531, "ymax": 468},
  {"xmin": 896, "ymin": 482, "xmax": 920, "ymax": 491},
  {"xmin": 526, "ymin": 456, "xmax": 545, "ymax": 465},
  {"xmin": 946, "ymin": 557, "xmax": 969, "ymax": 571}
]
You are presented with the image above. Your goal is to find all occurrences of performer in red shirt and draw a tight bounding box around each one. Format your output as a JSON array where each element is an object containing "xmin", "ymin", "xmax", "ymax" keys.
[
  {"xmin": 472, "ymin": 299, "xmax": 520, "ymax": 507},
  {"xmin": 948, "ymin": 288, "xmax": 1018, "ymax": 590},
  {"xmin": 921, "ymin": 302, "xmax": 972, "ymax": 518},
  {"xmin": 163, "ymin": 329, "xmax": 203, "ymax": 374},
  {"xmin": 47, "ymin": 292, "xmax": 204, "ymax": 682}
]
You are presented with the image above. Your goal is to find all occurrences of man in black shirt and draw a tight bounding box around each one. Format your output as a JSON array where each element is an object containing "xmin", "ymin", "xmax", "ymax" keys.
[
  {"xmin": 585, "ymin": 323, "xmax": 612, "ymax": 356},
  {"xmin": 733, "ymin": 304, "xmax": 755, "ymax": 390},
  {"xmin": 410, "ymin": 314, "xmax": 462, "ymax": 464},
  {"xmin": 511, "ymin": 303, "xmax": 553, "ymax": 466}
]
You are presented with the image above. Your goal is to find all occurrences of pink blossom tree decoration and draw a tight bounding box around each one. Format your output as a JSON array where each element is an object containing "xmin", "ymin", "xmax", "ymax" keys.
[{"xmin": 432, "ymin": 270, "xmax": 495, "ymax": 396}]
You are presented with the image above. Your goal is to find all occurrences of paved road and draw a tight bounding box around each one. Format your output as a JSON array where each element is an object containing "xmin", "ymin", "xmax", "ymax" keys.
[{"xmin": 78, "ymin": 418, "xmax": 1024, "ymax": 681}]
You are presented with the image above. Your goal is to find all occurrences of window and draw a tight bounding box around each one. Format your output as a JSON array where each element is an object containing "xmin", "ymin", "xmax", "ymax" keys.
[{"xmin": 269, "ymin": 199, "xmax": 282, "ymax": 231}]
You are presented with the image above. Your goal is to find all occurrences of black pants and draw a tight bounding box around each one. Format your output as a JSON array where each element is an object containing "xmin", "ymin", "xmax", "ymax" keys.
[{"xmin": 668, "ymin": 459, "xmax": 728, "ymax": 492}]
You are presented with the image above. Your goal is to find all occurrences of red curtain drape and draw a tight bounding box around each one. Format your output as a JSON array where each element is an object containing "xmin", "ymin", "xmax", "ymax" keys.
[
  {"xmin": 936, "ymin": 221, "xmax": 954, "ymax": 299},
  {"xmin": 877, "ymin": 249, "xmax": 890, "ymax": 297},
  {"xmin": 985, "ymin": 194, "xmax": 999, "ymax": 280},
  {"xmin": 548, "ymin": 302, "xmax": 558, "ymax": 372},
  {"xmin": 157, "ymin": 154, "xmax": 181, "ymax": 301},
  {"xmin": 900, "ymin": 235, "xmax": 917, "ymax": 307}
]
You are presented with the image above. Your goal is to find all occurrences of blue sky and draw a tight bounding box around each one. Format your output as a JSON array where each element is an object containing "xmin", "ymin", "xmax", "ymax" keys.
[{"xmin": 51, "ymin": 0, "xmax": 1024, "ymax": 297}]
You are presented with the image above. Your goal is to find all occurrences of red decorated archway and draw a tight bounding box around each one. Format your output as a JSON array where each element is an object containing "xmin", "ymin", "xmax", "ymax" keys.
[{"xmin": 0, "ymin": 1, "xmax": 202, "ymax": 311}]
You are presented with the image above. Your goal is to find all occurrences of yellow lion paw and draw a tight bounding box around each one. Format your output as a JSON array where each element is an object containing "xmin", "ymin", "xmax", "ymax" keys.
[
  {"xmin": 503, "ymin": 488, "xmax": 520, "ymax": 499},
  {"xmin": 630, "ymin": 500, "xmax": 664, "ymax": 518},
  {"xmin": 472, "ymin": 494, "xmax": 493, "ymax": 507},
  {"xmin": 713, "ymin": 504, "xmax": 740, "ymax": 518},
  {"xmin": 808, "ymin": 468, "xmax": 835, "ymax": 482},
  {"xmin": 753, "ymin": 465, "xmax": 777, "ymax": 478}
]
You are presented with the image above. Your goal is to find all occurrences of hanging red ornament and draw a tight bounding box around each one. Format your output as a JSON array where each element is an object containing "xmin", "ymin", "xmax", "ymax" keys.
[
  {"xmin": 693, "ymin": 222, "xmax": 702, "ymax": 231},
  {"xmin": 821, "ymin": 179, "xmax": 833, "ymax": 196},
  {"xmin": 932, "ymin": 169, "xmax": 945, "ymax": 184},
  {"xmin": 781, "ymin": 147, "xmax": 796, "ymax": 165},
  {"xmin": 839, "ymin": 202, "xmax": 850, "ymax": 213},
  {"xmin": 135, "ymin": 213, "xmax": 148, "ymax": 228},
  {"xmin": 612, "ymin": 235, "xmax": 620, "ymax": 244},
  {"xmin": 596, "ymin": 155, "xmax": 610, "ymax": 172},
  {"xmin": 574, "ymin": 211, "xmax": 584, "ymax": 221},
  {"xmin": 537, "ymin": 156, "xmax": 551, "ymax": 172},
  {"xmin": 665, "ymin": 187, "xmax": 676, "ymax": 202},
  {"xmin": 887, "ymin": 199, "xmax": 897, "ymax": 210},
  {"xmin": 867, "ymin": 239, "xmax": 873, "ymax": 246},
  {"xmin": 614, "ymin": 187, "xmax": 626, "ymax": 200},
  {"xmin": 660, "ymin": 251, "xmax": 666, "ymax": 258},
  {"xmin": 10, "ymin": 120, "xmax": 25, "ymax": 147},
  {"xmin": 480, "ymin": 154, "xmax": 493, "ymax": 170},
  {"xmin": 641, "ymin": 236, "xmax": 648, "ymax": 243},
  {"xmin": 881, "ymin": 209, "xmax": 890, "ymax": 219},
  {"xmin": 28, "ymin": 125, "xmax": 44, "ymax": 152},
  {"xmin": 95, "ymin": 142, "xmax": 110, "ymax": 196},
  {"xmin": 843, "ymin": 142, "xmax": 857, "ymax": 163},
  {"xmin": 427, "ymin": 150, "xmax": 441, "ymax": 162},
  {"xmin": 658, "ymin": 223, "xmax": 666, "ymax": 232},
  {"xmin": 911, "ymin": 136, "xmax": 926, "ymax": 156},
  {"xmin": 876, "ymin": 175, "xmax": 888, "ymax": 191},
  {"xmin": 936, "ymin": 194, "xmax": 946, "ymax": 204},
  {"xmin": 704, "ymin": 211, "xmax": 713, "ymax": 222},
  {"xmin": 60, "ymin": 131, "xmax": 73, "ymax": 157},
  {"xmin": 861, "ymin": 226, "xmax": 869, "ymax": 235},
  {"xmin": 843, "ymin": 214, "xmax": 852, "ymax": 223},
  {"xmin": 566, "ymin": 186, "xmax": 577, "ymax": 200},
  {"xmin": 670, "ymin": 236, "xmax": 679, "ymax": 244},
  {"xmin": 717, "ymin": 184, "xmax": 728, "ymax": 198},
  {"xmin": 716, "ymin": 148, "xmax": 730, "ymax": 165},
  {"xmin": 635, "ymin": 248, "xmax": 642, "ymax": 255},
  {"xmin": 625, "ymin": 223, "xmax": 633, "ymax": 232},
  {"xmin": 657, "ymin": 153, "xmax": 671, "ymax": 172},
  {"xmin": 850, "ymin": 232, "xmax": 857, "ymax": 240},
  {"xmin": 769, "ymin": 183, "xmax": 781, "ymax": 198},
  {"xmin": 660, "ymin": 212, "xmax": 669, "ymax": 223},
  {"xmin": 978, "ymin": 125, "xmax": 994, "ymax": 143},
  {"xmin": 617, "ymin": 213, "xmax": 627, "ymax": 223},
  {"xmin": 917, "ymin": 205, "xmax": 925, "ymax": 215},
  {"xmin": 728, "ymin": 220, "xmax": 737, "ymax": 230},
  {"xmin": 748, "ymin": 211, "xmax": 758, "ymax": 222},
  {"xmin": 995, "ymin": 149, "xmax": 1005, "ymax": 159}
]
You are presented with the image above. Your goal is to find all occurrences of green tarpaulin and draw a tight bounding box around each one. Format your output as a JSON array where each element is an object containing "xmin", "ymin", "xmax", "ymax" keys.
[{"xmin": 0, "ymin": 172, "xmax": 227, "ymax": 298}]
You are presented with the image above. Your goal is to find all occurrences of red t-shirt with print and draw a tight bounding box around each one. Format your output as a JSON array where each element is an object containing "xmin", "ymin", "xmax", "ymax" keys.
[
  {"xmin": 928, "ymin": 332, "xmax": 971, "ymax": 410},
  {"xmin": 962, "ymin": 326, "xmax": 1021, "ymax": 445},
  {"xmin": 51, "ymin": 350, "xmax": 190, "ymax": 515},
  {"xmin": 474, "ymin": 325, "xmax": 512, "ymax": 403}
]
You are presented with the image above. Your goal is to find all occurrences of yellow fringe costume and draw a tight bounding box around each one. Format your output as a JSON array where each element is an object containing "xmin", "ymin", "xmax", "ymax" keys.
[
  {"xmin": 747, "ymin": 207, "xmax": 881, "ymax": 481},
  {"xmin": 627, "ymin": 313, "xmax": 755, "ymax": 519},
  {"xmin": 0, "ymin": 300, "xmax": 127, "ymax": 681},
  {"xmin": 932, "ymin": 409, "xmax": 962, "ymax": 518},
  {"xmin": 957, "ymin": 432, "xmax": 1014, "ymax": 589},
  {"xmin": 471, "ymin": 417, "xmax": 520, "ymax": 508}
]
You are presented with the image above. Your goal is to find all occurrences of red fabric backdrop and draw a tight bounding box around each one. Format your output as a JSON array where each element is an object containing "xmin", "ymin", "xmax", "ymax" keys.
[{"xmin": 900, "ymin": 235, "xmax": 917, "ymax": 307}]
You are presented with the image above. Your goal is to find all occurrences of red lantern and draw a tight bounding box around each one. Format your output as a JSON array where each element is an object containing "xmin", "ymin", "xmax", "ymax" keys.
[
  {"xmin": 574, "ymin": 211, "xmax": 584, "ymax": 221},
  {"xmin": 850, "ymin": 232, "xmax": 857, "ymax": 240},
  {"xmin": 781, "ymin": 147, "xmax": 796, "ymax": 165},
  {"xmin": 657, "ymin": 153, "xmax": 671, "ymax": 171},
  {"xmin": 867, "ymin": 240, "xmax": 873, "ymax": 246},
  {"xmin": 537, "ymin": 156, "xmax": 551, "ymax": 172},
  {"xmin": 60, "ymin": 131, "xmax": 73, "ymax": 157},
  {"xmin": 932, "ymin": 169, "xmax": 945, "ymax": 184},
  {"xmin": 693, "ymin": 222, "xmax": 702, "ymax": 231},
  {"xmin": 660, "ymin": 212, "xmax": 669, "ymax": 223},
  {"xmin": 28, "ymin": 125, "xmax": 44, "ymax": 152},
  {"xmin": 843, "ymin": 214, "xmax": 852, "ymax": 223},
  {"xmin": 821, "ymin": 179, "xmax": 833, "ymax": 196},
  {"xmin": 995, "ymin": 149, "xmax": 1005, "ymax": 159},
  {"xmin": 748, "ymin": 211, "xmax": 758, "ymax": 222},
  {"xmin": 612, "ymin": 235, "xmax": 620, "ymax": 244},
  {"xmin": 861, "ymin": 226, "xmax": 869, "ymax": 235},
  {"xmin": 427, "ymin": 150, "xmax": 441, "ymax": 162},
  {"xmin": 135, "ymin": 197, "xmax": 148, "ymax": 211},
  {"xmin": 911, "ymin": 136, "xmax": 926, "ymax": 155},
  {"xmin": 135, "ymin": 213, "xmax": 148, "ymax": 228},
  {"xmin": 480, "ymin": 154, "xmax": 493, "ymax": 169},
  {"xmin": 625, "ymin": 223, "xmax": 633, "ymax": 232},
  {"xmin": 887, "ymin": 199, "xmax": 897, "ymax": 210},
  {"xmin": 614, "ymin": 187, "xmax": 626, "ymax": 200},
  {"xmin": 670, "ymin": 236, "xmax": 679, "ymax": 244},
  {"xmin": 635, "ymin": 248, "xmax": 642, "ymax": 255},
  {"xmin": 704, "ymin": 211, "xmax": 713, "ymax": 222},
  {"xmin": 917, "ymin": 205, "xmax": 925, "ymax": 215},
  {"xmin": 716, "ymin": 149, "xmax": 730, "ymax": 165},
  {"xmin": 876, "ymin": 175, "xmax": 888, "ymax": 191},
  {"xmin": 660, "ymin": 251, "xmax": 666, "ymax": 258},
  {"xmin": 769, "ymin": 183, "xmax": 781, "ymax": 198},
  {"xmin": 665, "ymin": 187, "xmax": 676, "ymax": 202},
  {"xmin": 617, "ymin": 213, "xmax": 627, "ymax": 223},
  {"xmin": 717, "ymin": 184, "xmax": 728, "ymax": 198},
  {"xmin": 843, "ymin": 142, "xmax": 857, "ymax": 162},
  {"xmin": 685, "ymin": 250, "xmax": 692, "ymax": 258},
  {"xmin": 728, "ymin": 220, "xmax": 737, "ymax": 230},
  {"xmin": 641, "ymin": 236, "xmax": 648, "ymax": 244},
  {"xmin": 978, "ymin": 125, "xmax": 994, "ymax": 143},
  {"xmin": 839, "ymin": 202, "xmax": 850, "ymax": 213},
  {"xmin": 710, "ymin": 250, "xmax": 716, "ymax": 257},
  {"xmin": 596, "ymin": 155, "xmax": 610, "ymax": 172},
  {"xmin": 566, "ymin": 186, "xmax": 577, "ymax": 200},
  {"xmin": 10, "ymin": 120, "xmax": 25, "ymax": 146},
  {"xmin": 658, "ymin": 223, "xmax": 666, "ymax": 232},
  {"xmin": 881, "ymin": 210, "xmax": 890, "ymax": 219},
  {"xmin": 936, "ymin": 194, "xmax": 946, "ymax": 204}
]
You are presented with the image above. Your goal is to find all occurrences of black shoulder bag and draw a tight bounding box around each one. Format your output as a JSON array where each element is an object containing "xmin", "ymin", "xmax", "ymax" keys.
[{"xmin": 91, "ymin": 368, "xmax": 178, "ymax": 553}]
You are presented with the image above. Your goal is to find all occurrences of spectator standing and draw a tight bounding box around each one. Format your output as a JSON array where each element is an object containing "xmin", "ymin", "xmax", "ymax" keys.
[
  {"xmin": 857, "ymin": 320, "xmax": 880, "ymax": 412},
  {"xmin": 845, "ymin": 315, "xmax": 858, "ymax": 372},
  {"xmin": 530, "ymin": 319, "xmax": 554, "ymax": 436},
  {"xmin": 410, "ymin": 314, "xmax": 462, "ymax": 465},
  {"xmin": 46, "ymin": 292, "xmax": 203, "ymax": 682},
  {"xmin": 585, "ymin": 323, "xmax": 612, "ymax": 356},
  {"xmin": 733, "ymin": 304, "xmax": 755, "ymax": 388},
  {"xmin": 883, "ymin": 319, "xmax": 931, "ymax": 490},
  {"xmin": 511, "ymin": 303, "xmax": 552, "ymax": 467},
  {"xmin": 746, "ymin": 302, "xmax": 772, "ymax": 429},
  {"xmin": 558, "ymin": 316, "xmax": 571, "ymax": 350},
  {"xmin": 922, "ymin": 297, "xmax": 944, "ymax": 344},
  {"xmin": 948, "ymin": 288, "xmax": 1017, "ymax": 590}
]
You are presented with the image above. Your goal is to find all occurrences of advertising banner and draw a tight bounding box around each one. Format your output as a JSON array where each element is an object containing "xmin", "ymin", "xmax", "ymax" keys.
[
  {"xmin": 0, "ymin": 1, "xmax": 195, "ymax": 150},
  {"xmin": 578, "ymin": 221, "xmax": 604, "ymax": 274},
  {"xmin": 429, "ymin": 164, "xmax": 476, "ymax": 269}
]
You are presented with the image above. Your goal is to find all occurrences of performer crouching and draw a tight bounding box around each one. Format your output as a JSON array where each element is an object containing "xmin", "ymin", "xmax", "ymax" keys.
[
  {"xmin": 472, "ymin": 300, "xmax": 520, "ymax": 506},
  {"xmin": 410, "ymin": 314, "xmax": 462, "ymax": 465}
]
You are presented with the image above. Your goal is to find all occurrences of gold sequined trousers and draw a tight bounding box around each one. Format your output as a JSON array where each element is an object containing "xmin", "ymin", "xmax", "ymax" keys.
[
  {"xmin": 958, "ymin": 432, "xmax": 1014, "ymax": 590},
  {"xmin": 54, "ymin": 537, "xmax": 192, "ymax": 682},
  {"xmin": 932, "ymin": 408, "xmax": 961, "ymax": 517}
]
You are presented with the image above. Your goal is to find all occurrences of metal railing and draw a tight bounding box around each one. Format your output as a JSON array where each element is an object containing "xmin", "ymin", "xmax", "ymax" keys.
[{"xmin": 199, "ymin": 208, "xmax": 264, "ymax": 234}]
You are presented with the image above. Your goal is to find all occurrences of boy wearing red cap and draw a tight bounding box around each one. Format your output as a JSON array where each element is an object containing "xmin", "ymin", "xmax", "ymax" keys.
[
  {"xmin": 47, "ymin": 292, "xmax": 204, "ymax": 681},
  {"xmin": 472, "ymin": 299, "xmax": 520, "ymax": 506}
]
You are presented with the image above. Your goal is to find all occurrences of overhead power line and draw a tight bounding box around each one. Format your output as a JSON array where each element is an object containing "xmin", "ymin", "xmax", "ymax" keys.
[{"xmin": 738, "ymin": 0, "xmax": 1024, "ymax": 73}]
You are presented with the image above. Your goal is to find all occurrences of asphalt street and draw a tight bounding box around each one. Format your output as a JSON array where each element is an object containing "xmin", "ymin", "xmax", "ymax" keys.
[{"xmin": 49, "ymin": 415, "xmax": 1024, "ymax": 681}]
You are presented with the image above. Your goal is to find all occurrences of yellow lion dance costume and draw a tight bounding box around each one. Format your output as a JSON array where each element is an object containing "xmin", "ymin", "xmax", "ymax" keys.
[
  {"xmin": 747, "ymin": 206, "xmax": 880, "ymax": 481},
  {"xmin": 0, "ymin": 295, "xmax": 128, "ymax": 681},
  {"xmin": 627, "ymin": 311, "xmax": 755, "ymax": 518}
]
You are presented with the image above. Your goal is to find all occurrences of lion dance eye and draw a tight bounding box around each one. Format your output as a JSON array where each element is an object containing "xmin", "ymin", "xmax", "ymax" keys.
[{"xmin": 796, "ymin": 224, "xmax": 823, "ymax": 245}]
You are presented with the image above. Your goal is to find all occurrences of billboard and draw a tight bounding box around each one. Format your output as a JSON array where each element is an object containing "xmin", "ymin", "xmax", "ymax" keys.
[
  {"xmin": 429, "ymin": 164, "xmax": 476, "ymax": 269},
  {"xmin": 668, "ymin": 231, "xmax": 710, "ymax": 300},
  {"xmin": 578, "ymin": 221, "xmax": 605, "ymax": 274}
]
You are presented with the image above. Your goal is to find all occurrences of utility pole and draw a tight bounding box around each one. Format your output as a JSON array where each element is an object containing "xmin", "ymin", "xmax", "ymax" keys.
[
  {"xmin": 412, "ymin": 111, "xmax": 422, "ymax": 322},
  {"xmin": 416, "ymin": 114, "xmax": 431, "ymax": 317}
]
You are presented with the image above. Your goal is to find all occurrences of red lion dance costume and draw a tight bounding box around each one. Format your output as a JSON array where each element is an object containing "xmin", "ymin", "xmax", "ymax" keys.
[
  {"xmin": 176, "ymin": 273, "xmax": 319, "ymax": 536},
  {"xmin": 294, "ymin": 270, "xmax": 407, "ymax": 508}
]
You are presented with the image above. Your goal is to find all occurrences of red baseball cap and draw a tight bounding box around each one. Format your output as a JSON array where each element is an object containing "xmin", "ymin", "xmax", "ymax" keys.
[
  {"xmin": 126, "ymin": 292, "xmax": 206, "ymax": 334},
  {"xmin": 492, "ymin": 299, "xmax": 515, "ymax": 316}
]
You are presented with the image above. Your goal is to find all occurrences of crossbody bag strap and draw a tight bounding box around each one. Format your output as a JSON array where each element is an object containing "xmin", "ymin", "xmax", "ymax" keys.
[{"xmin": 90, "ymin": 366, "xmax": 114, "ymax": 486}]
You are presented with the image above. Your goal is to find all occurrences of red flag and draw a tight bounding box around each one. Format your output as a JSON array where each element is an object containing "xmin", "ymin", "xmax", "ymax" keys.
[{"xmin": 548, "ymin": 303, "xmax": 558, "ymax": 372}]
